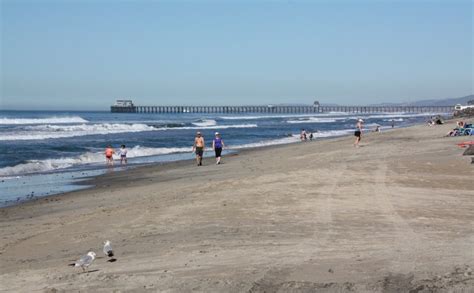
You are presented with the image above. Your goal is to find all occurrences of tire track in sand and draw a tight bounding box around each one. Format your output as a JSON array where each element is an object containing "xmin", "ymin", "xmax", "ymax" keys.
[
  {"xmin": 371, "ymin": 155, "xmax": 421, "ymax": 273},
  {"xmin": 294, "ymin": 150, "xmax": 353, "ymax": 263}
]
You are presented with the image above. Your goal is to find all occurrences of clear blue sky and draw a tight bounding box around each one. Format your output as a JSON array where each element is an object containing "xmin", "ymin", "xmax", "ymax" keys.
[{"xmin": 1, "ymin": 0, "xmax": 472, "ymax": 110}]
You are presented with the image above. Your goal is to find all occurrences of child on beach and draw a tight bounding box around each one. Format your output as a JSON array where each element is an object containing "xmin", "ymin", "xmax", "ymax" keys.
[
  {"xmin": 119, "ymin": 144, "xmax": 128, "ymax": 165},
  {"xmin": 105, "ymin": 145, "xmax": 115, "ymax": 166},
  {"xmin": 212, "ymin": 132, "xmax": 225, "ymax": 165}
]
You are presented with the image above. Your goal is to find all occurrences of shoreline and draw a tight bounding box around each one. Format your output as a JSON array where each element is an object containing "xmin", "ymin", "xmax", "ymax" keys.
[
  {"xmin": 0, "ymin": 124, "xmax": 407, "ymax": 209},
  {"xmin": 1, "ymin": 121, "xmax": 473, "ymax": 292},
  {"xmin": 0, "ymin": 135, "xmax": 328, "ymax": 210},
  {"xmin": 0, "ymin": 110, "xmax": 447, "ymax": 208}
]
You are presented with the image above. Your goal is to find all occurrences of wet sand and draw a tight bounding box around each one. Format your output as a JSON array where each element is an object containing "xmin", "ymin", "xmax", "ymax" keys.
[{"xmin": 1, "ymin": 123, "xmax": 473, "ymax": 292}]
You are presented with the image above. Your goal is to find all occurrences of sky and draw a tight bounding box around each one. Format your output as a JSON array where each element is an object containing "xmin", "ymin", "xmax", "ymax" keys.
[{"xmin": 0, "ymin": 0, "xmax": 472, "ymax": 110}]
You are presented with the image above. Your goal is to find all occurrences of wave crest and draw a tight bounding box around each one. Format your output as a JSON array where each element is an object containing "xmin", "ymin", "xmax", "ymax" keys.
[
  {"xmin": 1, "ymin": 123, "xmax": 157, "ymax": 140},
  {"xmin": 1, "ymin": 122, "xmax": 259, "ymax": 141},
  {"xmin": 0, "ymin": 116, "xmax": 89, "ymax": 125},
  {"xmin": 192, "ymin": 119, "xmax": 217, "ymax": 127},
  {"xmin": 0, "ymin": 146, "xmax": 192, "ymax": 176},
  {"xmin": 286, "ymin": 117, "xmax": 341, "ymax": 124}
]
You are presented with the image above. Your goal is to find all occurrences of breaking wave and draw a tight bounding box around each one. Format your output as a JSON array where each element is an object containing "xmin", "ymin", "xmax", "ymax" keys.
[
  {"xmin": 229, "ymin": 129, "xmax": 354, "ymax": 149},
  {"xmin": 1, "ymin": 123, "xmax": 157, "ymax": 140},
  {"xmin": 0, "ymin": 127, "xmax": 355, "ymax": 177},
  {"xmin": 160, "ymin": 123, "xmax": 258, "ymax": 131},
  {"xmin": 192, "ymin": 119, "xmax": 217, "ymax": 127},
  {"xmin": 286, "ymin": 117, "xmax": 346, "ymax": 124},
  {"xmin": 220, "ymin": 113, "xmax": 349, "ymax": 120},
  {"xmin": 0, "ymin": 123, "xmax": 259, "ymax": 141},
  {"xmin": 0, "ymin": 146, "xmax": 192, "ymax": 176},
  {"xmin": 361, "ymin": 112, "xmax": 442, "ymax": 119},
  {"xmin": 383, "ymin": 118, "xmax": 404, "ymax": 122},
  {"xmin": 0, "ymin": 116, "xmax": 89, "ymax": 125}
]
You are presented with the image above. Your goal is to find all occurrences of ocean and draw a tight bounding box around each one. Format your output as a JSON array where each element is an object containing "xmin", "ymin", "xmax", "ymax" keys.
[{"xmin": 0, "ymin": 110, "xmax": 446, "ymax": 207}]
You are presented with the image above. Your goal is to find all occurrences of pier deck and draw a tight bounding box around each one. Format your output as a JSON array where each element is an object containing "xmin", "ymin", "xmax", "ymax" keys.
[{"xmin": 111, "ymin": 105, "xmax": 453, "ymax": 114}]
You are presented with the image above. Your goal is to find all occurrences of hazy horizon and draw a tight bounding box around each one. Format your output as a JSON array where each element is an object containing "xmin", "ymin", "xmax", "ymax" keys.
[
  {"xmin": 0, "ymin": 93, "xmax": 473, "ymax": 112},
  {"xmin": 1, "ymin": 0, "xmax": 473, "ymax": 110}
]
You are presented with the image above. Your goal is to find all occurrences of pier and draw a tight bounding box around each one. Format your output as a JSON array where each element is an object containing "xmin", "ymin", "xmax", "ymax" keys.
[{"xmin": 111, "ymin": 102, "xmax": 454, "ymax": 114}]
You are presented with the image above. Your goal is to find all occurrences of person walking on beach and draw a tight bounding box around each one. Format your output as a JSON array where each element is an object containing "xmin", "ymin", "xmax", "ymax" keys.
[
  {"xmin": 119, "ymin": 144, "xmax": 128, "ymax": 165},
  {"xmin": 354, "ymin": 119, "xmax": 363, "ymax": 147},
  {"xmin": 193, "ymin": 131, "xmax": 205, "ymax": 166},
  {"xmin": 105, "ymin": 145, "xmax": 115, "ymax": 166},
  {"xmin": 212, "ymin": 132, "xmax": 225, "ymax": 165}
]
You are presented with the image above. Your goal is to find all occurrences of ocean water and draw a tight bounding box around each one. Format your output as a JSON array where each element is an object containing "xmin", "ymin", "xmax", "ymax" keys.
[{"xmin": 0, "ymin": 110, "xmax": 446, "ymax": 207}]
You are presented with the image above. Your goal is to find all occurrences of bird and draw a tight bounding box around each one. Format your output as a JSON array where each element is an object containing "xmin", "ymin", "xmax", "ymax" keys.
[
  {"xmin": 103, "ymin": 240, "xmax": 114, "ymax": 258},
  {"xmin": 74, "ymin": 251, "xmax": 96, "ymax": 272}
]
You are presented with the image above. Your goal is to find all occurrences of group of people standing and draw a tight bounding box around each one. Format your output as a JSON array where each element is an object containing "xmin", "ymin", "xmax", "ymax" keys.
[
  {"xmin": 300, "ymin": 129, "xmax": 314, "ymax": 141},
  {"xmin": 193, "ymin": 131, "xmax": 225, "ymax": 166},
  {"xmin": 103, "ymin": 133, "xmax": 224, "ymax": 168},
  {"xmin": 104, "ymin": 145, "xmax": 128, "ymax": 166}
]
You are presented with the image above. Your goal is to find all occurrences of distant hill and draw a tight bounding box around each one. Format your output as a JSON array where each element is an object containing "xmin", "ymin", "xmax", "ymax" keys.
[
  {"xmin": 407, "ymin": 95, "xmax": 473, "ymax": 106},
  {"xmin": 370, "ymin": 94, "xmax": 473, "ymax": 107},
  {"xmin": 279, "ymin": 94, "xmax": 473, "ymax": 107}
]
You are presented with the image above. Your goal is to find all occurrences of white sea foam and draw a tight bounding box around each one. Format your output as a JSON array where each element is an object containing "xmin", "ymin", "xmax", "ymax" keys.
[
  {"xmin": 0, "ymin": 126, "xmax": 356, "ymax": 177},
  {"xmin": 0, "ymin": 176, "xmax": 22, "ymax": 181},
  {"xmin": 383, "ymin": 118, "xmax": 404, "ymax": 122},
  {"xmin": 162, "ymin": 123, "xmax": 258, "ymax": 131},
  {"xmin": 0, "ymin": 116, "xmax": 89, "ymax": 125},
  {"xmin": 360, "ymin": 112, "xmax": 444, "ymax": 119},
  {"xmin": 192, "ymin": 119, "xmax": 217, "ymax": 127},
  {"xmin": 220, "ymin": 113, "xmax": 349, "ymax": 120},
  {"xmin": 220, "ymin": 111, "xmax": 447, "ymax": 121},
  {"xmin": 229, "ymin": 129, "xmax": 353, "ymax": 149},
  {"xmin": 1, "ymin": 123, "xmax": 258, "ymax": 141},
  {"xmin": 0, "ymin": 146, "xmax": 192, "ymax": 176},
  {"xmin": 311, "ymin": 129, "xmax": 354, "ymax": 138},
  {"xmin": 286, "ymin": 117, "xmax": 345, "ymax": 124},
  {"xmin": 26, "ymin": 123, "xmax": 156, "ymax": 133},
  {"xmin": 1, "ymin": 123, "xmax": 157, "ymax": 141},
  {"xmin": 126, "ymin": 146, "xmax": 192, "ymax": 157},
  {"xmin": 364, "ymin": 123, "xmax": 381, "ymax": 127}
]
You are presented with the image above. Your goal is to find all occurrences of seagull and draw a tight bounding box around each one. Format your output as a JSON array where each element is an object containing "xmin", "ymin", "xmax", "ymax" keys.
[
  {"xmin": 103, "ymin": 240, "xmax": 114, "ymax": 258},
  {"xmin": 74, "ymin": 251, "xmax": 96, "ymax": 272}
]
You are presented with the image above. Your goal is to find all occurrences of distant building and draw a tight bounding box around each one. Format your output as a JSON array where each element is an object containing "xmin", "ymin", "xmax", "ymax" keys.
[
  {"xmin": 111, "ymin": 99, "xmax": 135, "ymax": 113},
  {"xmin": 454, "ymin": 103, "xmax": 474, "ymax": 111},
  {"xmin": 114, "ymin": 100, "xmax": 134, "ymax": 107},
  {"xmin": 313, "ymin": 101, "xmax": 320, "ymax": 107}
]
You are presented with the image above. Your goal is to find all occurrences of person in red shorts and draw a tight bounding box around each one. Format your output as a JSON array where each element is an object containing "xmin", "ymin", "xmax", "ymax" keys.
[{"xmin": 105, "ymin": 145, "xmax": 115, "ymax": 166}]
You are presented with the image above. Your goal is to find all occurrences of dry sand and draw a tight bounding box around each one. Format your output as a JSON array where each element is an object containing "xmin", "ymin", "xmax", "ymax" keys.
[{"xmin": 1, "ymin": 123, "xmax": 473, "ymax": 292}]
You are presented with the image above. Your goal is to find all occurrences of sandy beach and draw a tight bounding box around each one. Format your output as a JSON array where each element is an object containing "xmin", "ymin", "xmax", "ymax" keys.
[{"xmin": 0, "ymin": 123, "xmax": 473, "ymax": 292}]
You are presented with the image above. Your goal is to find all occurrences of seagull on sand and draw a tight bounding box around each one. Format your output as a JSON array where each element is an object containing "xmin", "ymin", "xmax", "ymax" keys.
[
  {"xmin": 103, "ymin": 240, "xmax": 114, "ymax": 258},
  {"xmin": 74, "ymin": 251, "xmax": 96, "ymax": 272}
]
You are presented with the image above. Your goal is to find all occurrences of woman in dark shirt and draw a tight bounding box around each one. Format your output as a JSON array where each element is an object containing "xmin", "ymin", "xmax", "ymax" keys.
[{"xmin": 212, "ymin": 132, "xmax": 225, "ymax": 165}]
